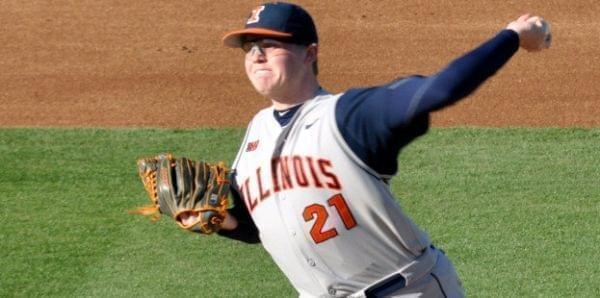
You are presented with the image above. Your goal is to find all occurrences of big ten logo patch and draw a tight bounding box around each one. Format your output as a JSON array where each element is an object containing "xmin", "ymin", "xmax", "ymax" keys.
[{"xmin": 247, "ymin": 5, "xmax": 265, "ymax": 24}]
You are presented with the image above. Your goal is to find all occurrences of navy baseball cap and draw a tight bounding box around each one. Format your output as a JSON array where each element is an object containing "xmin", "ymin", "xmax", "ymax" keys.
[{"xmin": 222, "ymin": 2, "xmax": 318, "ymax": 48}]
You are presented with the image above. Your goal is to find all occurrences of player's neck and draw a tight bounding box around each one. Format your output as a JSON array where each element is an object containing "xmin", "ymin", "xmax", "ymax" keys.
[{"xmin": 270, "ymin": 80, "xmax": 321, "ymax": 111}]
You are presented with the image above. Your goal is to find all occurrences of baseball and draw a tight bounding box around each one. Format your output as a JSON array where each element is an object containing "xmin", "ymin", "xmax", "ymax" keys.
[
  {"xmin": 531, "ymin": 16, "xmax": 552, "ymax": 49},
  {"xmin": 541, "ymin": 20, "xmax": 552, "ymax": 48}
]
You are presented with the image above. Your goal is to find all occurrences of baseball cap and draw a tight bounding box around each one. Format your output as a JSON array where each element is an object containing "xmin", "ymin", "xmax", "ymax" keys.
[{"xmin": 222, "ymin": 2, "xmax": 318, "ymax": 48}]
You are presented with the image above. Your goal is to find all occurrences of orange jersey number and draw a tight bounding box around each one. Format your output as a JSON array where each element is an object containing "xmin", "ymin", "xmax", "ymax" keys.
[{"xmin": 302, "ymin": 193, "xmax": 357, "ymax": 244}]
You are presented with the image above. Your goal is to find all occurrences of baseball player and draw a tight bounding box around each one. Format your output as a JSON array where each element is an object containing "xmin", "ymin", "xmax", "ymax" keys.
[{"xmin": 213, "ymin": 2, "xmax": 551, "ymax": 297}]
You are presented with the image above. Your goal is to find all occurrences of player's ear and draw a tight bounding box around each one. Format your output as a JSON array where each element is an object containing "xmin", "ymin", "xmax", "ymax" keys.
[{"xmin": 304, "ymin": 43, "xmax": 318, "ymax": 65}]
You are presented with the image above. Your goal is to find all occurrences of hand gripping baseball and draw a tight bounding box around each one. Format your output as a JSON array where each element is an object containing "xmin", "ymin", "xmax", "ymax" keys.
[
  {"xmin": 132, "ymin": 153, "xmax": 231, "ymax": 235},
  {"xmin": 506, "ymin": 14, "xmax": 552, "ymax": 52}
]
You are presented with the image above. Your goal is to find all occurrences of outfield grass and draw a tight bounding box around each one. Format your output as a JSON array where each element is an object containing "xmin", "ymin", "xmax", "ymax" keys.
[{"xmin": 0, "ymin": 128, "xmax": 598, "ymax": 297}]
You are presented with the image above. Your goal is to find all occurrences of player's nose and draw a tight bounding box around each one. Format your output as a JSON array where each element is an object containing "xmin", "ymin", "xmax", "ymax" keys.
[{"xmin": 246, "ymin": 46, "xmax": 267, "ymax": 62}]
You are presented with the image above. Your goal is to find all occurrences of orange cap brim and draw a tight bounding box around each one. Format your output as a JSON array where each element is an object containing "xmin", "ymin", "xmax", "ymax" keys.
[{"xmin": 222, "ymin": 28, "xmax": 292, "ymax": 48}]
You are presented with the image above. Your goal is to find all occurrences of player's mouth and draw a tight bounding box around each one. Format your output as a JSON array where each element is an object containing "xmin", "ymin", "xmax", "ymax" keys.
[{"xmin": 254, "ymin": 69, "xmax": 272, "ymax": 77}]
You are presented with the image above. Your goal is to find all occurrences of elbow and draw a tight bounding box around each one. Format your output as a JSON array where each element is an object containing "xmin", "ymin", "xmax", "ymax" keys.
[
  {"xmin": 417, "ymin": 88, "xmax": 459, "ymax": 114},
  {"xmin": 429, "ymin": 74, "xmax": 468, "ymax": 104}
]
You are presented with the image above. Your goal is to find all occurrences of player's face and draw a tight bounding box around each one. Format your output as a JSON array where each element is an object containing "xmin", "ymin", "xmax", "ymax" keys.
[{"xmin": 243, "ymin": 38, "xmax": 312, "ymax": 99}]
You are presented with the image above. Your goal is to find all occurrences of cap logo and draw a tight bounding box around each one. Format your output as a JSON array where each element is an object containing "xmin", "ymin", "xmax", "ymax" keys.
[{"xmin": 246, "ymin": 5, "xmax": 265, "ymax": 24}]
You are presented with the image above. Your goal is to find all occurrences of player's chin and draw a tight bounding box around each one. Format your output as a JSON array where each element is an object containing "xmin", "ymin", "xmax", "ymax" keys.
[{"xmin": 251, "ymin": 80, "xmax": 276, "ymax": 95}]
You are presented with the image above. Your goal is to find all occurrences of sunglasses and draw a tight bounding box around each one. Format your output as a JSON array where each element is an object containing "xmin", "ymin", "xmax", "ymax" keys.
[{"xmin": 241, "ymin": 38, "xmax": 288, "ymax": 55}]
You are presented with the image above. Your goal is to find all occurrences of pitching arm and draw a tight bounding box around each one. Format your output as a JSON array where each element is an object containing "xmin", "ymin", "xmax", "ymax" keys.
[
  {"xmin": 336, "ymin": 29, "xmax": 520, "ymax": 176},
  {"xmin": 398, "ymin": 29, "xmax": 519, "ymax": 119}
]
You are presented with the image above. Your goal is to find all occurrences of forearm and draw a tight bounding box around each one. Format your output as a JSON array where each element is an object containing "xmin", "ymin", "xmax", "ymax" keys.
[
  {"xmin": 406, "ymin": 29, "xmax": 520, "ymax": 119},
  {"xmin": 335, "ymin": 31, "xmax": 519, "ymax": 175},
  {"xmin": 217, "ymin": 213, "xmax": 261, "ymax": 244},
  {"xmin": 215, "ymin": 181, "xmax": 261, "ymax": 244}
]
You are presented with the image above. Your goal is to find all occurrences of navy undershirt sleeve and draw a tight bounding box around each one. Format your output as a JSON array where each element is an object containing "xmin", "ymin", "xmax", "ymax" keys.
[{"xmin": 336, "ymin": 30, "xmax": 520, "ymax": 175}]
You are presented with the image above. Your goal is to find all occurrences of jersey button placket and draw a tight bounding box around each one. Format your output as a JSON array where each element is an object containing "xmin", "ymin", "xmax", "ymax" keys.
[{"xmin": 307, "ymin": 258, "xmax": 316, "ymax": 267}]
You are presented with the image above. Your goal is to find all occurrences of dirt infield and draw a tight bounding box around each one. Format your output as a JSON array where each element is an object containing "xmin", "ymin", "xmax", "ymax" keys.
[{"xmin": 1, "ymin": 0, "xmax": 598, "ymax": 128}]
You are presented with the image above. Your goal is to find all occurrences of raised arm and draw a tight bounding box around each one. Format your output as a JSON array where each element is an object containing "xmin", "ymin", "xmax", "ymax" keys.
[{"xmin": 336, "ymin": 14, "xmax": 551, "ymax": 176}]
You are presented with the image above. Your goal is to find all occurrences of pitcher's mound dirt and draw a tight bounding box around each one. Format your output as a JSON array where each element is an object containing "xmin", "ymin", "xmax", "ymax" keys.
[{"xmin": 1, "ymin": 1, "xmax": 598, "ymax": 128}]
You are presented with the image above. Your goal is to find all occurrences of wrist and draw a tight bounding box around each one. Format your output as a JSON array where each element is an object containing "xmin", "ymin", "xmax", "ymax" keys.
[{"xmin": 221, "ymin": 212, "xmax": 238, "ymax": 230}]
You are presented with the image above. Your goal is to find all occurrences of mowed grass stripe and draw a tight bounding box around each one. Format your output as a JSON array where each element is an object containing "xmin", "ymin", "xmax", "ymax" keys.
[{"xmin": 0, "ymin": 128, "xmax": 598, "ymax": 297}]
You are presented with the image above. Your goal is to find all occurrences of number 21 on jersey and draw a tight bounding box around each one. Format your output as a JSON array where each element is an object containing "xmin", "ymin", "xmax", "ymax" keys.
[{"xmin": 302, "ymin": 193, "xmax": 357, "ymax": 244}]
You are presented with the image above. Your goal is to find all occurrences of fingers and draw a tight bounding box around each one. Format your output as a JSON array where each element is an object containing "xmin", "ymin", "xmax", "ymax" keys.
[
  {"xmin": 506, "ymin": 13, "xmax": 533, "ymax": 34},
  {"xmin": 518, "ymin": 13, "xmax": 532, "ymax": 22}
]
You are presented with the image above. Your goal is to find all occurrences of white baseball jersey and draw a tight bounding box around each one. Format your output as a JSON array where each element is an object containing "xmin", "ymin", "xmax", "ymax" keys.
[{"xmin": 232, "ymin": 90, "xmax": 433, "ymax": 297}]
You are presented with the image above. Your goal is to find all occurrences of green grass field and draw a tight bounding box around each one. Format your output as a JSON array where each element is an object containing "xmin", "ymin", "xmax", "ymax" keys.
[{"xmin": 1, "ymin": 128, "xmax": 598, "ymax": 297}]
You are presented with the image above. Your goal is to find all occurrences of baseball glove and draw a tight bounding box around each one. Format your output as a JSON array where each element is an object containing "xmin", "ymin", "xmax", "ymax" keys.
[{"xmin": 132, "ymin": 153, "xmax": 231, "ymax": 234}]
